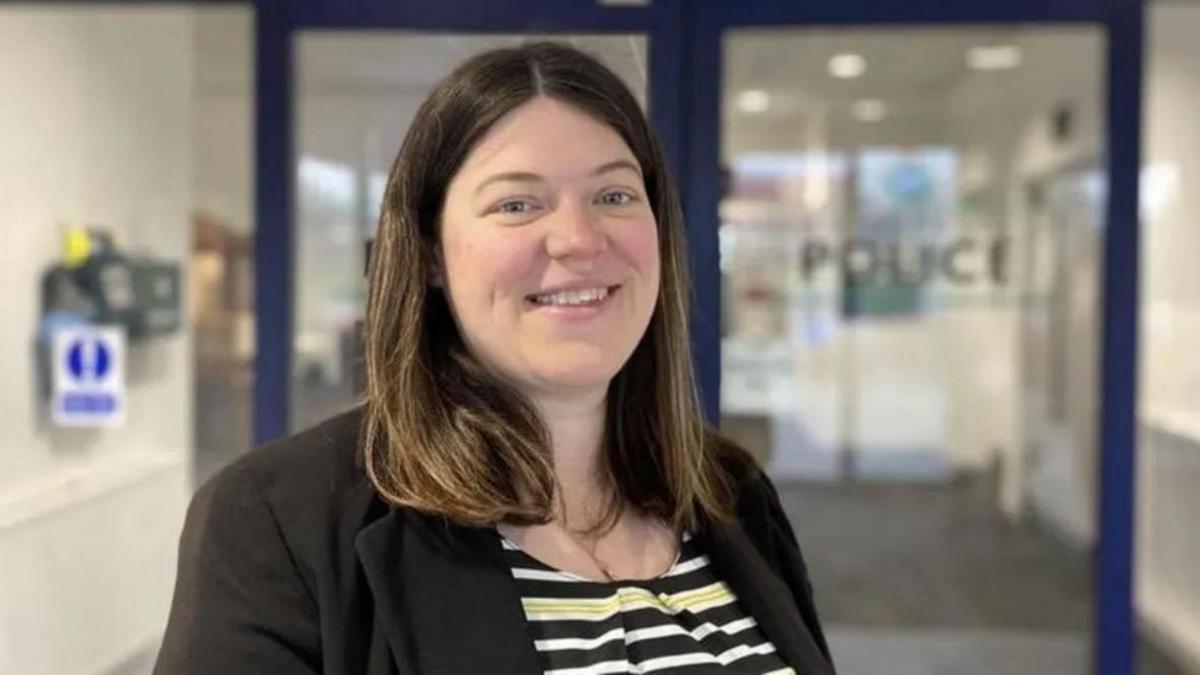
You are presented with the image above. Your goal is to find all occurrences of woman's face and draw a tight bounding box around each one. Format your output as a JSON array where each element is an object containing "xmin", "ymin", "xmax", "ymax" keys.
[{"xmin": 438, "ymin": 96, "xmax": 660, "ymax": 402}]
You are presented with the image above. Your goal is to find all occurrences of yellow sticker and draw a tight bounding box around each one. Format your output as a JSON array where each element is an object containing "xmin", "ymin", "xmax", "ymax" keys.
[{"xmin": 63, "ymin": 228, "xmax": 91, "ymax": 268}]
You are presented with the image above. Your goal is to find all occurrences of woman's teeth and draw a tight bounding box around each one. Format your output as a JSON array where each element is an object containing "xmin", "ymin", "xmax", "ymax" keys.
[{"xmin": 531, "ymin": 286, "xmax": 610, "ymax": 306}]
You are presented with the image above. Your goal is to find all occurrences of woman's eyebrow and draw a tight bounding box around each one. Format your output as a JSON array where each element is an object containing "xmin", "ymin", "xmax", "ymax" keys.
[
  {"xmin": 474, "ymin": 159, "xmax": 642, "ymax": 196},
  {"xmin": 474, "ymin": 171, "xmax": 544, "ymax": 196},
  {"xmin": 591, "ymin": 159, "xmax": 642, "ymax": 178}
]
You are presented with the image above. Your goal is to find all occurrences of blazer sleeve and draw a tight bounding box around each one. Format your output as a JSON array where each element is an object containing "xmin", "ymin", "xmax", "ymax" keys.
[
  {"xmin": 757, "ymin": 472, "xmax": 834, "ymax": 667},
  {"xmin": 154, "ymin": 465, "xmax": 322, "ymax": 674}
]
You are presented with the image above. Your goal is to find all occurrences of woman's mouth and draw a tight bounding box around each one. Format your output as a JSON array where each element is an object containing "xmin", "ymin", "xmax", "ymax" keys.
[{"xmin": 526, "ymin": 285, "xmax": 620, "ymax": 307}]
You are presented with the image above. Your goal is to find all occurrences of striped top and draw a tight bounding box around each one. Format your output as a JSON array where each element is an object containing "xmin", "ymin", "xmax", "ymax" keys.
[{"xmin": 501, "ymin": 532, "xmax": 796, "ymax": 675}]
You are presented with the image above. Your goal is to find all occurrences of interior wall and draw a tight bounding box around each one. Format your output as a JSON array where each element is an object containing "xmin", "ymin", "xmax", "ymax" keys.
[
  {"xmin": 0, "ymin": 6, "xmax": 196, "ymax": 673},
  {"xmin": 1006, "ymin": 31, "xmax": 1103, "ymax": 546},
  {"xmin": 1138, "ymin": 2, "xmax": 1200, "ymax": 669},
  {"xmin": 946, "ymin": 28, "xmax": 1104, "ymax": 539}
]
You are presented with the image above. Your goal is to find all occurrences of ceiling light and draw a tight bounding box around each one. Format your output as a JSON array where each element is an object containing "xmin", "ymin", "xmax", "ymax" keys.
[
  {"xmin": 828, "ymin": 53, "xmax": 866, "ymax": 79},
  {"xmin": 967, "ymin": 45, "xmax": 1022, "ymax": 71},
  {"xmin": 852, "ymin": 99, "xmax": 887, "ymax": 122},
  {"xmin": 737, "ymin": 89, "xmax": 770, "ymax": 114}
]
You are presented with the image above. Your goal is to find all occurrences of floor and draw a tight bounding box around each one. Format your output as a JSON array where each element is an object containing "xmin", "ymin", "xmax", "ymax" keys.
[
  {"xmin": 826, "ymin": 627, "xmax": 1087, "ymax": 675},
  {"xmin": 771, "ymin": 477, "xmax": 1193, "ymax": 674},
  {"xmin": 773, "ymin": 476, "xmax": 1092, "ymax": 630}
]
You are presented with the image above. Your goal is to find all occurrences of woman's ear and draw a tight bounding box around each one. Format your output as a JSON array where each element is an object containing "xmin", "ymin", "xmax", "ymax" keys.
[{"xmin": 427, "ymin": 246, "xmax": 445, "ymax": 288}]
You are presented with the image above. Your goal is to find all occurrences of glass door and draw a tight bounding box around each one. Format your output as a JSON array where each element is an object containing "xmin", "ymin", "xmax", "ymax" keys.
[{"xmin": 713, "ymin": 24, "xmax": 1108, "ymax": 674}]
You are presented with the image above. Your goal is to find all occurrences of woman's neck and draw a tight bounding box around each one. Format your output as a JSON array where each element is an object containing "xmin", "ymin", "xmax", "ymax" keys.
[
  {"xmin": 529, "ymin": 386, "xmax": 611, "ymax": 528},
  {"xmin": 501, "ymin": 386, "xmax": 679, "ymax": 582}
]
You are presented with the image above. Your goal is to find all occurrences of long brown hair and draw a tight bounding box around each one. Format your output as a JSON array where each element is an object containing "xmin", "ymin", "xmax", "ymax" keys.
[{"xmin": 361, "ymin": 41, "xmax": 744, "ymax": 532}]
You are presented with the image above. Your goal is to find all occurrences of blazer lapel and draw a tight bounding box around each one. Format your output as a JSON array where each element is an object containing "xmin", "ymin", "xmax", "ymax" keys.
[
  {"xmin": 355, "ymin": 510, "xmax": 542, "ymax": 675},
  {"xmin": 699, "ymin": 521, "xmax": 835, "ymax": 675}
]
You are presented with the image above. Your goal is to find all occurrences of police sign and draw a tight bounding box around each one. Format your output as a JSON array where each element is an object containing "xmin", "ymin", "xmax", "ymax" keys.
[{"xmin": 52, "ymin": 326, "xmax": 126, "ymax": 427}]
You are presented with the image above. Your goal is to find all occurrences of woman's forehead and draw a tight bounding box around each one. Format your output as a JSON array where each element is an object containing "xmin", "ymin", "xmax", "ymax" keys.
[{"xmin": 457, "ymin": 97, "xmax": 639, "ymax": 184}]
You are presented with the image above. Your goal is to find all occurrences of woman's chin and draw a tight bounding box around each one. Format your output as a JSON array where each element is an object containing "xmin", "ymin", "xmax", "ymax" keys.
[{"xmin": 524, "ymin": 361, "xmax": 624, "ymax": 396}]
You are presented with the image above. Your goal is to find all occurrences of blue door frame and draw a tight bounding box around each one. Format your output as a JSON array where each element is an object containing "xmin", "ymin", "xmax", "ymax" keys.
[{"xmin": 251, "ymin": 1, "xmax": 1142, "ymax": 674}]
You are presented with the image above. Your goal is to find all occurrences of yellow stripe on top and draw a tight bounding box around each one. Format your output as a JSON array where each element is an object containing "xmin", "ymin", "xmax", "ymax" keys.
[{"xmin": 520, "ymin": 581, "xmax": 736, "ymax": 622}]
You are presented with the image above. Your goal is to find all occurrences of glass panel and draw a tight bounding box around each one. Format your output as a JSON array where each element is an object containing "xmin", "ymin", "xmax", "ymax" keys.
[
  {"xmin": 290, "ymin": 33, "xmax": 648, "ymax": 431},
  {"xmin": 192, "ymin": 5, "xmax": 256, "ymax": 486},
  {"xmin": 720, "ymin": 27, "xmax": 1104, "ymax": 673}
]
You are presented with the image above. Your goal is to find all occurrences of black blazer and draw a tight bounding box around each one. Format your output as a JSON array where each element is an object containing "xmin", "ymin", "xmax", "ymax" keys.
[{"xmin": 154, "ymin": 408, "xmax": 834, "ymax": 674}]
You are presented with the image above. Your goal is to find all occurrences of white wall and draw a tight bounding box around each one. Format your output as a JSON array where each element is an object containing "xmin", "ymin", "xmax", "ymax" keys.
[
  {"xmin": 1006, "ymin": 31, "xmax": 1104, "ymax": 546},
  {"xmin": 945, "ymin": 28, "xmax": 1105, "ymax": 538},
  {"xmin": 1138, "ymin": 3, "xmax": 1200, "ymax": 670},
  {"xmin": 0, "ymin": 6, "xmax": 196, "ymax": 673}
]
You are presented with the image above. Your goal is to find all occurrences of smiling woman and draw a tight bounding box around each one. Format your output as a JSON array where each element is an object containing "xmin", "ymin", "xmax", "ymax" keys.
[
  {"xmin": 439, "ymin": 97, "xmax": 661, "ymax": 415},
  {"xmin": 155, "ymin": 42, "xmax": 833, "ymax": 675}
]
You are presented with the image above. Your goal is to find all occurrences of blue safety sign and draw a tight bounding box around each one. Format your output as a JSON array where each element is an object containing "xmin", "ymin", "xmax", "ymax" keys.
[{"xmin": 52, "ymin": 326, "xmax": 126, "ymax": 427}]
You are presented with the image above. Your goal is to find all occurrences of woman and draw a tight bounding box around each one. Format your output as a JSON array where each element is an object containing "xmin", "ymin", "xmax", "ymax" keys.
[{"xmin": 155, "ymin": 42, "xmax": 833, "ymax": 675}]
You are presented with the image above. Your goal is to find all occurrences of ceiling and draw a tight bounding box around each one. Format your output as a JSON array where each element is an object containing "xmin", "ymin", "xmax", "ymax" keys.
[
  {"xmin": 724, "ymin": 27, "xmax": 1020, "ymax": 105},
  {"xmin": 722, "ymin": 26, "xmax": 1103, "ymax": 156}
]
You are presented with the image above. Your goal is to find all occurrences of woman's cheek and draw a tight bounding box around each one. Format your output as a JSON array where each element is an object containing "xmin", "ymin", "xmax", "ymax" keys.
[
  {"xmin": 445, "ymin": 227, "xmax": 537, "ymax": 306},
  {"xmin": 623, "ymin": 216, "xmax": 661, "ymax": 280}
]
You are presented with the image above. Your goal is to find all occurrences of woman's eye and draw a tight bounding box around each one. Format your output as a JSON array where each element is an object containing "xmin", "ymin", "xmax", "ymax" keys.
[
  {"xmin": 598, "ymin": 190, "xmax": 636, "ymax": 206},
  {"xmin": 495, "ymin": 199, "xmax": 535, "ymax": 214}
]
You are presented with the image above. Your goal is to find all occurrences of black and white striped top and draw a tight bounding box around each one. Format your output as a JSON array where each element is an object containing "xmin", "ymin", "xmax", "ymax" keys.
[{"xmin": 501, "ymin": 532, "xmax": 796, "ymax": 675}]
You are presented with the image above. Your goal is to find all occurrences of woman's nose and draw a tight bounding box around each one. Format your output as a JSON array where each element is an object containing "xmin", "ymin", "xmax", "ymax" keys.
[{"xmin": 545, "ymin": 202, "xmax": 608, "ymax": 260}]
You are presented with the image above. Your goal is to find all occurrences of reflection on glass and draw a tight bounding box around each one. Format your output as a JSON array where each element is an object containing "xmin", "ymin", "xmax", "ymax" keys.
[
  {"xmin": 290, "ymin": 33, "xmax": 648, "ymax": 432},
  {"xmin": 720, "ymin": 27, "xmax": 1103, "ymax": 673}
]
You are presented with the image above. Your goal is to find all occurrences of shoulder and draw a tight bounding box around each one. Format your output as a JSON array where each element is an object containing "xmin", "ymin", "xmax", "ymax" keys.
[
  {"xmin": 187, "ymin": 407, "xmax": 383, "ymax": 580},
  {"xmin": 706, "ymin": 430, "xmax": 802, "ymax": 560},
  {"xmin": 159, "ymin": 409, "xmax": 372, "ymax": 672},
  {"xmin": 705, "ymin": 432, "xmax": 833, "ymax": 663},
  {"xmin": 709, "ymin": 431, "xmax": 777, "ymax": 516}
]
